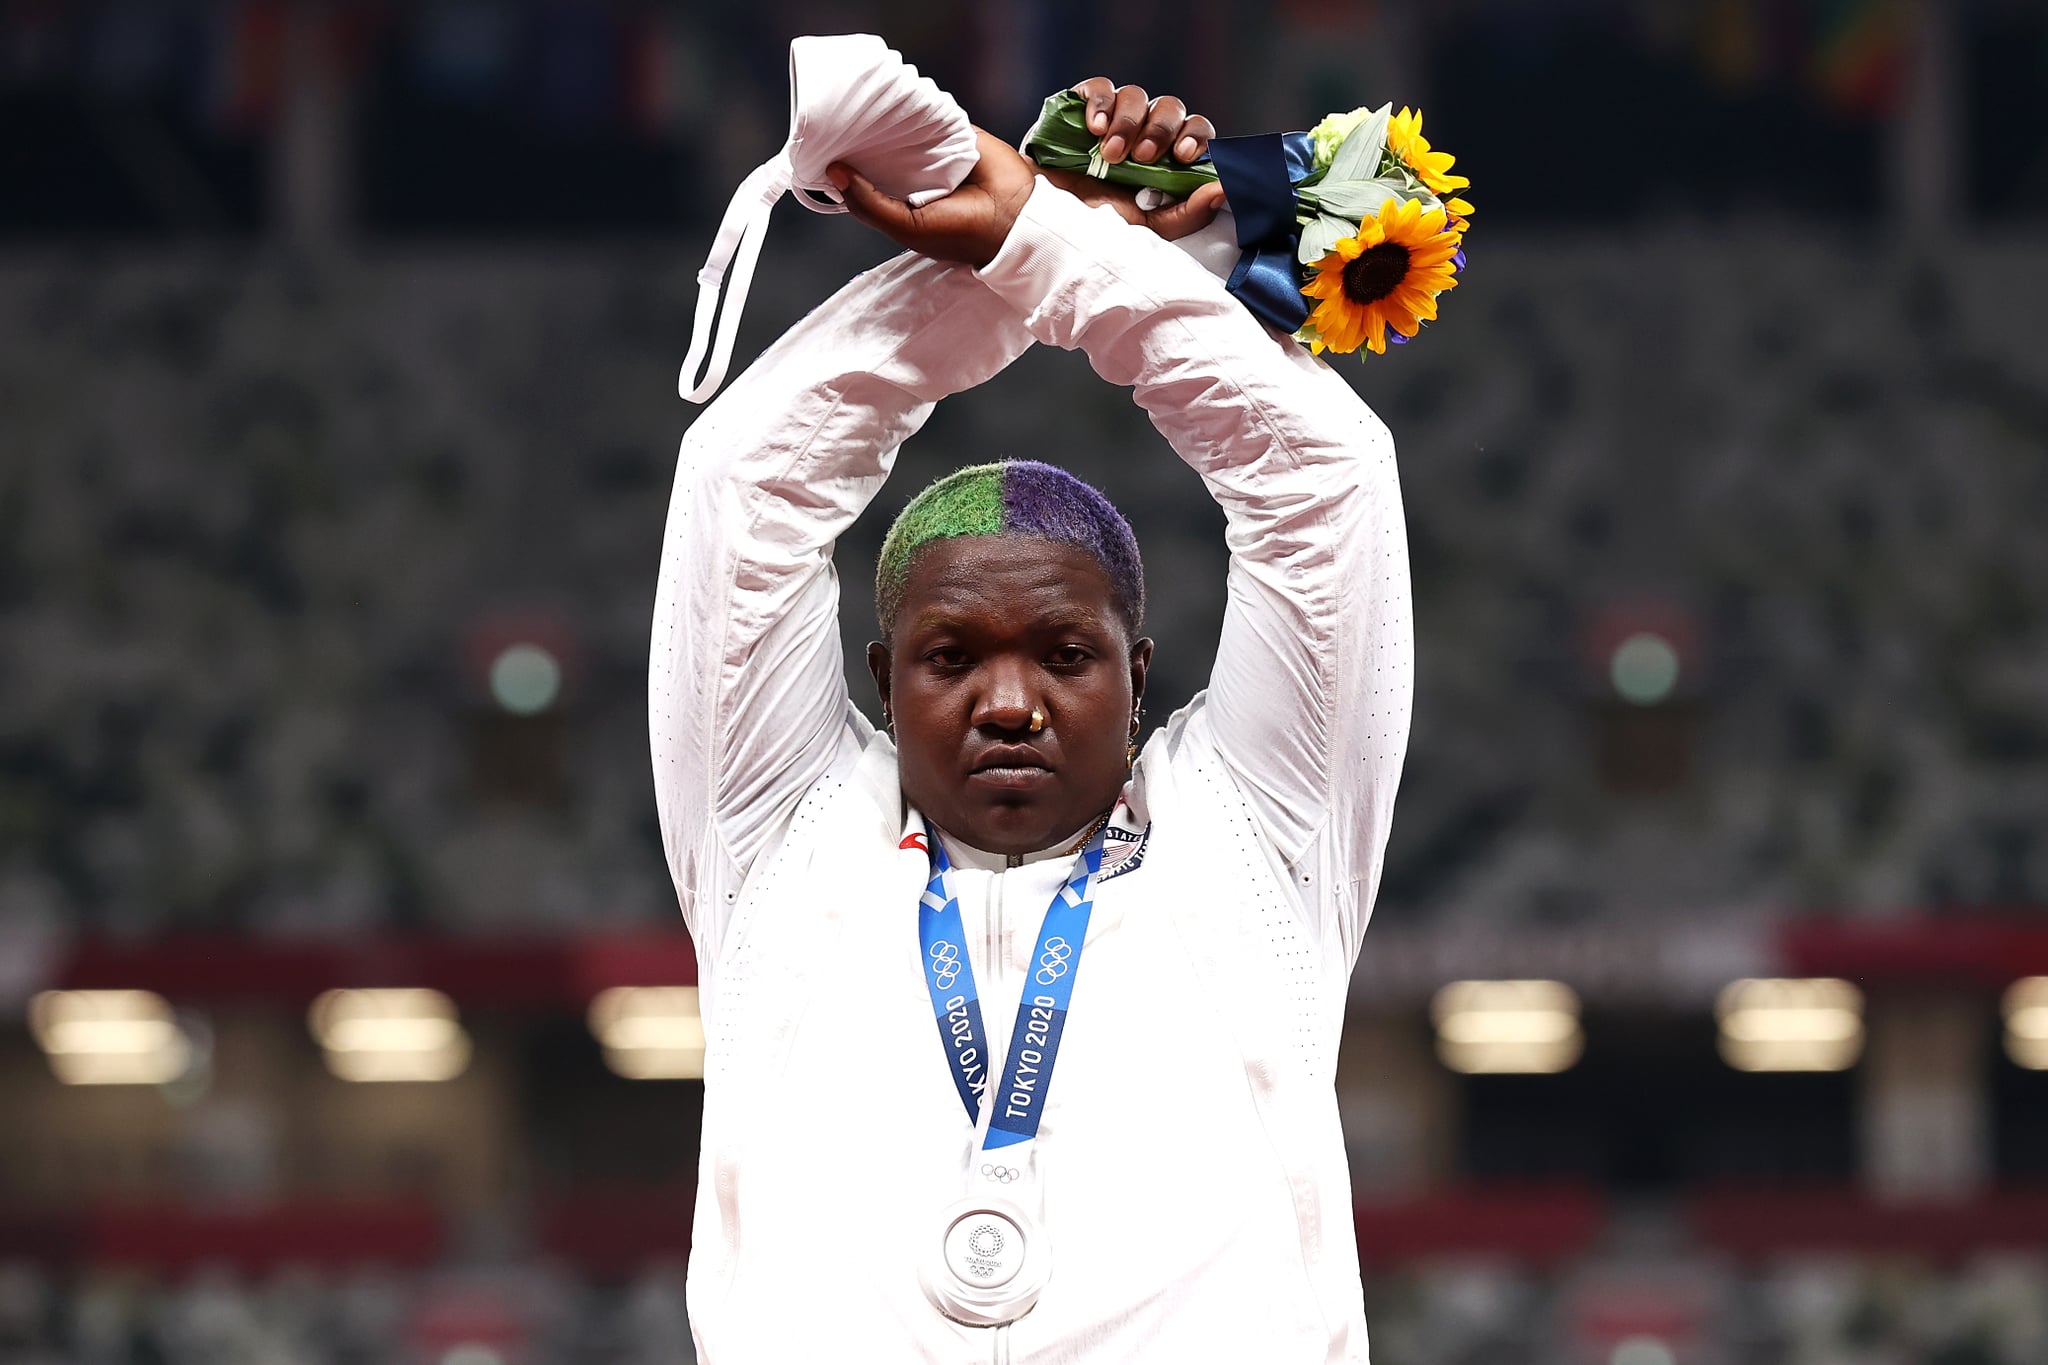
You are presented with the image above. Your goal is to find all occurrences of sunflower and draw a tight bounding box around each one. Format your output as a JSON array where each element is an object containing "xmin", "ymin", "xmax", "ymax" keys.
[
  {"xmin": 1299, "ymin": 197, "xmax": 1463, "ymax": 356},
  {"xmin": 1387, "ymin": 106, "xmax": 1473, "ymax": 221}
]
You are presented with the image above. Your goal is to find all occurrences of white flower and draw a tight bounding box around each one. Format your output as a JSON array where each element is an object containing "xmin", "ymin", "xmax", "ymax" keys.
[{"xmin": 1309, "ymin": 106, "xmax": 1376, "ymax": 171}]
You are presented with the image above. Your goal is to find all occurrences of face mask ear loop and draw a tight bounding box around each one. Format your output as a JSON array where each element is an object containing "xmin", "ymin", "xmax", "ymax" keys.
[
  {"xmin": 679, "ymin": 152, "xmax": 793, "ymax": 405},
  {"xmin": 789, "ymin": 184, "xmax": 848, "ymax": 213}
]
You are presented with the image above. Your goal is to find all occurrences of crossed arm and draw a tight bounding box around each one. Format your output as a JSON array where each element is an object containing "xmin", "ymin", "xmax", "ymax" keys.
[{"xmin": 652, "ymin": 102, "xmax": 1412, "ymax": 970}]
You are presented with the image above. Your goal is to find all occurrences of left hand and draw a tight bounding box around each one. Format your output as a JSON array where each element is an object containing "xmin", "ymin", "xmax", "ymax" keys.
[{"xmin": 829, "ymin": 81, "xmax": 1224, "ymax": 269}]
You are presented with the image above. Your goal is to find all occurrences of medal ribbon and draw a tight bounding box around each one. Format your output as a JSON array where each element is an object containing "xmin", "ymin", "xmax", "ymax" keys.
[{"xmin": 915, "ymin": 818, "xmax": 1107, "ymax": 1152}]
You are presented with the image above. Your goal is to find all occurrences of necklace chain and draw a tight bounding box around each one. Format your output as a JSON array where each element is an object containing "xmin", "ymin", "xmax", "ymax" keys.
[
  {"xmin": 993, "ymin": 809, "xmax": 1116, "ymax": 868},
  {"xmin": 1062, "ymin": 808, "xmax": 1114, "ymax": 857}
]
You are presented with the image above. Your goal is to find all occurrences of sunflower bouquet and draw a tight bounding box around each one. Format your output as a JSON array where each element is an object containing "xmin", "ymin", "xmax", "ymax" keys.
[{"xmin": 1024, "ymin": 92, "xmax": 1470, "ymax": 357}]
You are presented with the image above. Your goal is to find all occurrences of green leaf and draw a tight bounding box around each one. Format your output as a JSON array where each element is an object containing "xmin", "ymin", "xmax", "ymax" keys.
[
  {"xmin": 1022, "ymin": 87, "xmax": 1220, "ymax": 196},
  {"xmin": 1022, "ymin": 91, "xmax": 1095, "ymax": 168},
  {"xmin": 1296, "ymin": 213, "xmax": 1355, "ymax": 265},
  {"xmin": 1102, "ymin": 160, "xmax": 1220, "ymax": 194},
  {"xmin": 1300, "ymin": 178, "xmax": 1404, "ymax": 220},
  {"xmin": 1321, "ymin": 104, "xmax": 1390, "ymax": 184}
]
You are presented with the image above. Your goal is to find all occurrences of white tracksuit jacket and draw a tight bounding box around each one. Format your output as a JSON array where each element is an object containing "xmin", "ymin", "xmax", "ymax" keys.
[{"xmin": 650, "ymin": 177, "xmax": 1414, "ymax": 1363}]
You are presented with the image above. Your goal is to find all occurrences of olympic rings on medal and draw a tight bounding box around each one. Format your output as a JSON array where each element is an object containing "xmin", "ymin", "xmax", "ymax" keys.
[
  {"xmin": 1034, "ymin": 936, "xmax": 1073, "ymax": 985},
  {"xmin": 929, "ymin": 939, "xmax": 962, "ymax": 989},
  {"xmin": 980, "ymin": 1163, "xmax": 1020, "ymax": 1184}
]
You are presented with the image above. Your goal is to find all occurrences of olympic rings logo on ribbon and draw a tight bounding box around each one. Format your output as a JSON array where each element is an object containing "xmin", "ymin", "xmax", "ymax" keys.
[
  {"xmin": 928, "ymin": 939, "xmax": 962, "ymax": 989},
  {"xmin": 980, "ymin": 1163, "xmax": 1020, "ymax": 1184},
  {"xmin": 1034, "ymin": 936, "xmax": 1073, "ymax": 985}
]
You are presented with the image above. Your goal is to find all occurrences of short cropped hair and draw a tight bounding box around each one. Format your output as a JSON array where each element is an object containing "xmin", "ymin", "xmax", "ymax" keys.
[{"xmin": 875, "ymin": 460, "xmax": 1145, "ymax": 640}]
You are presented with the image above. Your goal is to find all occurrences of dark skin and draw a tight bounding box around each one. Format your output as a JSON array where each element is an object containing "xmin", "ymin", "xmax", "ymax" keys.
[
  {"xmin": 848, "ymin": 81, "xmax": 1214, "ymax": 855},
  {"xmin": 870, "ymin": 538, "xmax": 1152, "ymax": 856},
  {"xmin": 825, "ymin": 79, "xmax": 1227, "ymax": 268}
]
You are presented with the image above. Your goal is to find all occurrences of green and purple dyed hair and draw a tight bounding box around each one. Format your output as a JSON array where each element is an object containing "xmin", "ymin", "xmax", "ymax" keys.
[{"xmin": 875, "ymin": 460, "xmax": 1145, "ymax": 640}]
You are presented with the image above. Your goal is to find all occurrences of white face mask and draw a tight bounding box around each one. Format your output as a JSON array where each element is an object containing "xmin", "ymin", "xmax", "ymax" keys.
[{"xmin": 679, "ymin": 34, "xmax": 979, "ymax": 404}]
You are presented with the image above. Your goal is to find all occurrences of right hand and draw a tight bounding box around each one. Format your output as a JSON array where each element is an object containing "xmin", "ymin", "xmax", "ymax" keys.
[
  {"xmin": 829, "ymin": 80, "xmax": 1225, "ymax": 267},
  {"xmin": 830, "ymin": 128, "xmax": 1041, "ymax": 269}
]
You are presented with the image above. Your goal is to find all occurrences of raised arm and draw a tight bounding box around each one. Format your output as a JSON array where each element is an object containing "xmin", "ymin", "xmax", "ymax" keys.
[
  {"xmin": 977, "ymin": 181, "xmax": 1413, "ymax": 961},
  {"xmin": 649, "ymin": 252, "xmax": 1033, "ymax": 958},
  {"xmin": 662, "ymin": 101, "xmax": 1230, "ymax": 960},
  {"xmin": 839, "ymin": 138, "xmax": 1412, "ymax": 960}
]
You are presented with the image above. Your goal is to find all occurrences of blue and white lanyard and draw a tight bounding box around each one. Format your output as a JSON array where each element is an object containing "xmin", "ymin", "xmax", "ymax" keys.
[{"xmin": 916, "ymin": 818, "xmax": 1106, "ymax": 1153}]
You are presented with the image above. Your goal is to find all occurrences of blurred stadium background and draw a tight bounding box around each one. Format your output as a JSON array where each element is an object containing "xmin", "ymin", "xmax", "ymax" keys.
[{"xmin": 2, "ymin": 1, "xmax": 2046, "ymax": 1361}]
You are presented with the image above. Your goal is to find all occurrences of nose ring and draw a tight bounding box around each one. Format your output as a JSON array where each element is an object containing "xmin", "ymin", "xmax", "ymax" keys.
[{"xmin": 1028, "ymin": 708, "xmax": 1045, "ymax": 733}]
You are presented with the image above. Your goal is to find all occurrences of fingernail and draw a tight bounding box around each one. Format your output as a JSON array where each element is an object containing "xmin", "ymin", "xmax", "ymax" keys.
[
  {"xmin": 826, "ymin": 165, "xmax": 850, "ymax": 190},
  {"xmin": 1090, "ymin": 112, "xmax": 1107, "ymax": 133},
  {"xmin": 1176, "ymin": 136, "xmax": 1198, "ymax": 161},
  {"xmin": 1102, "ymin": 135, "xmax": 1125, "ymax": 162},
  {"xmin": 1133, "ymin": 138, "xmax": 1159, "ymax": 162}
]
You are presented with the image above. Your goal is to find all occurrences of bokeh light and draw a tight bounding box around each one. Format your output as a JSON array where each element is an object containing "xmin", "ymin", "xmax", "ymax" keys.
[
  {"xmin": 1716, "ymin": 978, "xmax": 1864, "ymax": 1072},
  {"xmin": 1430, "ymin": 980, "xmax": 1584, "ymax": 1074},
  {"xmin": 489, "ymin": 642, "xmax": 562, "ymax": 715},
  {"xmin": 440, "ymin": 1347, "xmax": 504, "ymax": 1365},
  {"xmin": 29, "ymin": 990, "xmax": 194, "ymax": 1086},
  {"xmin": 310, "ymin": 989, "xmax": 472, "ymax": 1083},
  {"xmin": 1609, "ymin": 631, "xmax": 1680, "ymax": 706},
  {"xmin": 1610, "ymin": 1338, "xmax": 1676, "ymax": 1365},
  {"xmin": 2003, "ymin": 977, "xmax": 2048, "ymax": 1069}
]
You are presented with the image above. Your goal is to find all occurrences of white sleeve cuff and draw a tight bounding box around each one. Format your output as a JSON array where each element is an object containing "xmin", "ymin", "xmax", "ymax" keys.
[{"xmin": 974, "ymin": 175, "xmax": 1133, "ymax": 312}]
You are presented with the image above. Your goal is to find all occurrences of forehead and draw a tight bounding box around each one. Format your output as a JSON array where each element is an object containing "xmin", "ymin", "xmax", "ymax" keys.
[{"xmin": 896, "ymin": 536, "xmax": 1121, "ymax": 634}]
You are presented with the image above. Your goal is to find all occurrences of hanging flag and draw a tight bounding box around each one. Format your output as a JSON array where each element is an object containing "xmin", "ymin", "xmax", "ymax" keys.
[
  {"xmin": 1811, "ymin": 0, "xmax": 1908, "ymax": 117},
  {"xmin": 623, "ymin": 8, "xmax": 673, "ymax": 134},
  {"xmin": 1698, "ymin": 0, "xmax": 1766, "ymax": 91},
  {"xmin": 211, "ymin": 0, "xmax": 284, "ymax": 132}
]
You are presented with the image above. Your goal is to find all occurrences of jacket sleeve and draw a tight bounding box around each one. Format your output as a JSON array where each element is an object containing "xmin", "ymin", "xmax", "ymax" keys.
[
  {"xmin": 650, "ymin": 251, "xmax": 1035, "ymax": 960},
  {"xmin": 975, "ymin": 179, "xmax": 1414, "ymax": 962}
]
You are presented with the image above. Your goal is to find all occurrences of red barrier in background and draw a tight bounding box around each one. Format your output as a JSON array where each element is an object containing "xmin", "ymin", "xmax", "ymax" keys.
[
  {"xmin": 39, "ymin": 915, "xmax": 2048, "ymax": 1016},
  {"xmin": 79, "ymin": 1200, "xmax": 443, "ymax": 1271},
  {"xmin": 1355, "ymin": 1185, "xmax": 1607, "ymax": 1268},
  {"xmin": 537, "ymin": 1188, "xmax": 696, "ymax": 1276},
  {"xmin": 7, "ymin": 1187, "xmax": 1602, "ymax": 1274},
  {"xmin": 1689, "ymin": 1186, "xmax": 2048, "ymax": 1261},
  {"xmin": 51, "ymin": 932, "xmax": 699, "ymax": 1008},
  {"xmin": 12, "ymin": 1185, "xmax": 2048, "ymax": 1273},
  {"xmin": 1777, "ymin": 918, "xmax": 2048, "ymax": 987}
]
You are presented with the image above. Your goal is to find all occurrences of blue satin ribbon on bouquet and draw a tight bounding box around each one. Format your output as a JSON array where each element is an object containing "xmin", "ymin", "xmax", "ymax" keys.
[{"xmin": 1205, "ymin": 131, "xmax": 1317, "ymax": 334}]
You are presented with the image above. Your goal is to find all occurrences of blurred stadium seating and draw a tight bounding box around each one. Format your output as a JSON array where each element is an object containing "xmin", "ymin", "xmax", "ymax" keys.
[{"xmin": 5, "ymin": 236, "xmax": 2046, "ymax": 937}]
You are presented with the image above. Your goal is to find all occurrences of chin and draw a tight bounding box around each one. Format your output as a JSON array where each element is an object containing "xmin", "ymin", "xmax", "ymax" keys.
[
  {"xmin": 957, "ymin": 800, "xmax": 1062, "ymax": 856},
  {"xmin": 910, "ymin": 767, "xmax": 1112, "ymax": 857}
]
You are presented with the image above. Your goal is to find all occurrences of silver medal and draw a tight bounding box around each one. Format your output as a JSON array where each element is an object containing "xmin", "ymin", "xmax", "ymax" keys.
[
  {"xmin": 919, "ymin": 1193, "xmax": 1051, "ymax": 1326},
  {"xmin": 945, "ymin": 1209, "xmax": 1025, "ymax": 1286}
]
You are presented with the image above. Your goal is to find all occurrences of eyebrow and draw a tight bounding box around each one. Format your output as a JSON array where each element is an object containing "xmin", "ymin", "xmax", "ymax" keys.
[
  {"xmin": 907, "ymin": 607, "xmax": 1116, "ymax": 637},
  {"xmin": 1034, "ymin": 610, "xmax": 1113, "ymax": 635}
]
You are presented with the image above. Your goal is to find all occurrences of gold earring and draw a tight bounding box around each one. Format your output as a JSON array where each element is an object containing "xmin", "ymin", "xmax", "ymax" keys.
[
  {"xmin": 1127, "ymin": 705, "xmax": 1143, "ymax": 767},
  {"xmin": 1028, "ymin": 708, "xmax": 1045, "ymax": 733}
]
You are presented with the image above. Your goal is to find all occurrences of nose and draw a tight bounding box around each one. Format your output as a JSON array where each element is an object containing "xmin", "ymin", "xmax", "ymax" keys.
[{"xmin": 970, "ymin": 657, "xmax": 1038, "ymax": 734}]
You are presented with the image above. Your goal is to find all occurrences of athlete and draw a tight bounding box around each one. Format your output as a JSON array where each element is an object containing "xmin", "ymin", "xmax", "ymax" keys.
[{"xmin": 651, "ymin": 78, "xmax": 1413, "ymax": 1361}]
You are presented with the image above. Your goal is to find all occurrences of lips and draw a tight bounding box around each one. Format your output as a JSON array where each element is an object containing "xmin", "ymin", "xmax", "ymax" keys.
[{"xmin": 970, "ymin": 744, "xmax": 1053, "ymax": 781}]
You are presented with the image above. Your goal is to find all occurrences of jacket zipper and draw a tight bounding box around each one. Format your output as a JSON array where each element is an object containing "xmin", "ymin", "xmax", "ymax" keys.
[
  {"xmin": 987, "ymin": 862, "xmax": 1007, "ymax": 1071},
  {"xmin": 984, "ymin": 870, "xmax": 1011, "ymax": 1365}
]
